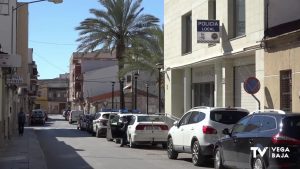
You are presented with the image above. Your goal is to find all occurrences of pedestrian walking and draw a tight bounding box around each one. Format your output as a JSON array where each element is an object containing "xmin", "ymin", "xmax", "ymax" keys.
[
  {"xmin": 120, "ymin": 117, "xmax": 129, "ymax": 147},
  {"xmin": 18, "ymin": 108, "xmax": 26, "ymax": 136}
]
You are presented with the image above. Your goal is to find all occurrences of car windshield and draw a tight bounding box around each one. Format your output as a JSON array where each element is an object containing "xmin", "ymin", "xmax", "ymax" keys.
[
  {"xmin": 210, "ymin": 110, "xmax": 249, "ymax": 124},
  {"xmin": 137, "ymin": 116, "xmax": 164, "ymax": 122},
  {"xmin": 32, "ymin": 111, "xmax": 44, "ymax": 117},
  {"xmin": 282, "ymin": 116, "xmax": 300, "ymax": 139}
]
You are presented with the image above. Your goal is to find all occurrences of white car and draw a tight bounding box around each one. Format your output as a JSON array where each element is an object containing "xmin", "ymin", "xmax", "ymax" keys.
[
  {"xmin": 68, "ymin": 110, "xmax": 84, "ymax": 124},
  {"xmin": 167, "ymin": 106, "xmax": 249, "ymax": 166},
  {"xmin": 127, "ymin": 114, "xmax": 169, "ymax": 148},
  {"xmin": 93, "ymin": 111, "xmax": 112, "ymax": 138}
]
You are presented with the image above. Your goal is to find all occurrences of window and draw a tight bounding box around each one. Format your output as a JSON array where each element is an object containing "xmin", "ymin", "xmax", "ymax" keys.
[
  {"xmin": 127, "ymin": 75, "xmax": 132, "ymax": 83},
  {"xmin": 229, "ymin": 0, "xmax": 245, "ymax": 38},
  {"xmin": 280, "ymin": 70, "xmax": 292, "ymax": 112},
  {"xmin": 208, "ymin": 0, "xmax": 216, "ymax": 20},
  {"xmin": 232, "ymin": 116, "xmax": 251, "ymax": 134},
  {"xmin": 129, "ymin": 116, "xmax": 136, "ymax": 125},
  {"xmin": 188, "ymin": 111, "xmax": 206, "ymax": 124},
  {"xmin": 244, "ymin": 115, "xmax": 262, "ymax": 132},
  {"xmin": 260, "ymin": 116, "xmax": 276, "ymax": 131},
  {"xmin": 178, "ymin": 112, "xmax": 192, "ymax": 126},
  {"xmin": 182, "ymin": 12, "xmax": 192, "ymax": 55},
  {"xmin": 193, "ymin": 82, "xmax": 215, "ymax": 107},
  {"xmin": 210, "ymin": 110, "xmax": 248, "ymax": 124}
]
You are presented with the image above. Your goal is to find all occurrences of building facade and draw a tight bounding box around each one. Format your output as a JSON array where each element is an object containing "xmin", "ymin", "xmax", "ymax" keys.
[
  {"xmin": 164, "ymin": 0, "xmax": 266, "ymax": 118},
  {"xmin": 263, "ymin": 0, "xmax": 300, "ymax": 112},
  {"xmin": 35, "ymin": 75, "xmax": 69, "ymax": 114}
]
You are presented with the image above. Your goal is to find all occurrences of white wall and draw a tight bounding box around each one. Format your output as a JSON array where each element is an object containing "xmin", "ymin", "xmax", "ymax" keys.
[
  {"xmin": 0, "ymin": 0, "xmax": 16, "ymax": 54},
  {"xmin": 268, "ymin": 0, "xmax": 300, "ymax": 28}
]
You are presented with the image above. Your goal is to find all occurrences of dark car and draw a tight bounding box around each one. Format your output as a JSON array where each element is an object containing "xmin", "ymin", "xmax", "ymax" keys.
[
  {"xmin": 86, "ymin": 114, "xmax": 96, "ymax": 134},
  {"xmin": 214, "ymin": 110, "xmax": 300, "ymax": 169},
  {"xmin": 30, "ymin": 109, "xmax": 46, "ymax": 125}
]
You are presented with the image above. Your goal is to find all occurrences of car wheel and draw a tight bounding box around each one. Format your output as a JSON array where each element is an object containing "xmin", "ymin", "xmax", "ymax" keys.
[
  {"xmin": 252, "ymin": 155, "xmax": 265, "ymax": 169},
  {"xmin": 167, "ymin": 137, "xmax": 178, "ymax": 159},
  {"xmin": 129, "ymin": 136, "xmax": 136, "ymax": 148},
  {"xmin": 215, "ymin": 148, "xmax": 225, "ymax": 169},
  {"xmin": 192, "ymin": 140, "xmax": 205, "ymax": 166},
  {"xmin": 96, "ymin": 128, "xmax": 100, "ymax": 138}
]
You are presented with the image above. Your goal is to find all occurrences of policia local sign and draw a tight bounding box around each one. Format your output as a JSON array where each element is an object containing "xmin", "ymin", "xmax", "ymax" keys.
[{"xmin": 197, "ymin": 20, "xmax": 220, "ymax": 43}]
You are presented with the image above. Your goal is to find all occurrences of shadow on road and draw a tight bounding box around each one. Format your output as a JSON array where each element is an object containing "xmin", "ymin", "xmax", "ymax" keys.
[
  {"xmin": 177, "ymin": 157, "xmax": 214, "ymax": 168},
  {"xmin": 35, "ymin": 129, "xmax": 94, "ymax": 169}
]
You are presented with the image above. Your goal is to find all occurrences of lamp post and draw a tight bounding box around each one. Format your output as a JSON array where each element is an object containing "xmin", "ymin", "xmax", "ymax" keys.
[
  {"xmin": 146, "ymin": 83, "xmax": 149, "ymax": 114},
  {"xmin": 134, "ymin": 72, "xmax": 139, "ymax": 110},
  {"xmin": 156, "ymin": 63, "xmax": 163, "ymax": 114},
  {"xmin": 11, "ymin": 0, "xmax": 63, "ymax": 53},
  {"xmin": 111, "ymin": 81, "xmax": 115, "ymax": 110},
  {"xmin": 120, "ymin": 77, "xmax": 125, "ymax": 110}
]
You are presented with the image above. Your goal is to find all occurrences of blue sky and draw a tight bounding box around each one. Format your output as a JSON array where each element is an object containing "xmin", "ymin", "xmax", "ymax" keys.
[{"xmin": 22, "ymin": 0, "xmax": 163, "ymax": 79}]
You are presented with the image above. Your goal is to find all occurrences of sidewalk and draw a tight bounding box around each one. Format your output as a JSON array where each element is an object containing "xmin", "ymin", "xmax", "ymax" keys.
[{"xmin": 0, "ymin": 128, "xmax": 47, "ymax": 169}]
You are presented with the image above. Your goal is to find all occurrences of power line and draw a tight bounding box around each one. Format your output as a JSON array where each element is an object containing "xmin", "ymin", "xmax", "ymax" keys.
[{"xmin": 34, "ymin": 51, "xmax": 67, "ymax": 73}]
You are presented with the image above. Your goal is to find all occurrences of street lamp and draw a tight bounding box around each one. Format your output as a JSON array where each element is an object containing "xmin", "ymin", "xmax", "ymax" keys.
[
  {"xmin": 145, "ymin": 83, "xmax": 149, "ymax": 114},
  {"xmin": 134, "ymin": 72, "xmax": 139, "ymax": 110},
  {"xmin": 156, "ymin": 63, "xmax": 163, "ymax": 114},
  {"xmin": 111, "ymin": 81, "xmax": 115, "ymax": 110},
  {"xmin": 11, "ymin": 0, "xmax": 63, "ymax": 53},
  {"xmin": 120, "ymin": 77, "xmax": 125, "ymax": 110}
]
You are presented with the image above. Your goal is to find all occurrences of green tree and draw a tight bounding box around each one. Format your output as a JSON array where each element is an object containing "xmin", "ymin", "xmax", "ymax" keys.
[
  {"xmin": 76, "ymin": 0, "xmax": 159, "ymax": 109},
  {"xmin": 120, "ymin": 27, "xmax": 164, "ymax": 79}
]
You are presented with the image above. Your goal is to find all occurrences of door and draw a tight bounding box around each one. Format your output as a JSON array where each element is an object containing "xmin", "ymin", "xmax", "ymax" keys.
[
  {"xmin": 222, "ymin": 116, "xmax": 251, "ymax": 167},
  {"xmin": 172, "ymin": 112, "xmax": 192, "ymax": 151},
  {"xmin": 109, "ymin": 114, "xmax": 122, "ymax": 138},
  {"xmin": 235, "ymin": 115, "xmax": 261, "ymax": 168},
  {"xmin": 183, "ymin": 111, "xmax": 206, "ymax": 151}
]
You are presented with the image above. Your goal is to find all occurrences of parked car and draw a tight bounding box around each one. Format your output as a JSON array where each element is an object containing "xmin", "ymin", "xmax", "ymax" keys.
[
  {"xmin": 30, "ymin": 109, "xmax": 47, "ymax": 125},
  {"xmin": 127, "ymin": 114, "xmax": 169, "ymax": 148},
  {"xmin": 214, "ymin": 110, "xmax": 300, "ymax": 169},
  {"xmin": 86, "ymin": 114, "xmax": 96, "ymax": 134},
  {"xmin": 93, "ymin": 111, "xmax": 113, "ymax": 137},
  {"xmin": 69, "ymin": 110, "xmax": 84, "ymax": 124},
  {"xmin": 77, "ymin": 114, "xmax": 87, "ymax": 130},
  {"xmin": 167, "ymin": 106, "xmax": 249, "ymax": 166}
]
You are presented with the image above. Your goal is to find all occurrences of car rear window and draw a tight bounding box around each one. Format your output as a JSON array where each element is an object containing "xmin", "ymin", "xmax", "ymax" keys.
[
  {"xmin": 102, "ymin": 114, "xmax": 110, "ymax": 119},
  {"xmin": 210, "ymin": 110, "xmax": 249, "ymax": 124},
  {"xmin": 137, "ymin": 116, "xmax": 164, "ymax": 122},
  {"xmin": 282, "ymin": 116, "xmax": 300, "ymax": 139}
]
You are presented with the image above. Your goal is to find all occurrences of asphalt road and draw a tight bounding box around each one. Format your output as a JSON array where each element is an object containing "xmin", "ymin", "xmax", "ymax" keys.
[{"xmin": 34, "ymin": 114, "xmax": 214, "ymax": 169}]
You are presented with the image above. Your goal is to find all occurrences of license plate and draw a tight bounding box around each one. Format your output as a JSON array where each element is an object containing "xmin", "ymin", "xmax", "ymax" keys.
[{"xmin": 145, "ymin": 126, "xmax": 160, "ymax": 130}]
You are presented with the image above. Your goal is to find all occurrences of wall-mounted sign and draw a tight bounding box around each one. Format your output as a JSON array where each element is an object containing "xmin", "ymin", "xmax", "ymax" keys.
[
  {"xmin": 197, "ymin": 20, "xmax": 220, "ymax": 43},
  {"xmin": 0, "ymin": 0, "xmax": 9, "ymax": 15},
  {"xmin": 6, "ymin": 75, "xmax": 23, "ymax": 85},
  {"xmin": 0, "ymin": 54, "xmax": 21, "ymax": 67}
]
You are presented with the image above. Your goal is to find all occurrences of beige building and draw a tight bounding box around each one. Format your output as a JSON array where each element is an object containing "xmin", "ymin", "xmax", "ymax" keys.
[
  {"xmin": 164, "ymin": 0, "xmax": 300, "ymax": 118},
  {"xmin": 263, "ymin": 0, "xmax": 300, "ymax": 112},
  {"xmin": 164, "ymin": 0, "xmax": 266, "ymax": 118}
]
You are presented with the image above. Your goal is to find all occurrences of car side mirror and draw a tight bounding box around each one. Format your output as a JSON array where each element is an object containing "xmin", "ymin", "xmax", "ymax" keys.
[
  {"xmin": 173, "ymin": 121, "xmax": 179, "ymax": 127},
  {"xmin": 222, "ymin": 128, "xmax": 231, "ymax": 136}
]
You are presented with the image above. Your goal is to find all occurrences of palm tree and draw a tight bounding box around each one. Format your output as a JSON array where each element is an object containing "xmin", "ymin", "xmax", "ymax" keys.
[
  {"xmin": 120, "ymin": 27, "xmax": 164, "ymax": 77},
  {"xmin": 76, "ymin": 0, "xmax": 159, "ymax": 109}
]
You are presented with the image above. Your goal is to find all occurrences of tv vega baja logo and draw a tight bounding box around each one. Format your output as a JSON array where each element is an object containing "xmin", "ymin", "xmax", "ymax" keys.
[{"xmin": 250, "ymin": 147, "xmax": 290, "ymax": 158}]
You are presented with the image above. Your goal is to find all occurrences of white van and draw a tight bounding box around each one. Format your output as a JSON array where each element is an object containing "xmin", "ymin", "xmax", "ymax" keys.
[{"xmin": 69, "ymin": 110, "xmax": 84, "ymax": 124}]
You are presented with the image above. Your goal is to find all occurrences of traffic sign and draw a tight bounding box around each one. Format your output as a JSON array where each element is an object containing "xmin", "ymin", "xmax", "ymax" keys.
[{"xmin": 243, "ymin": 77, "xmax": 260, "ymax": 94}]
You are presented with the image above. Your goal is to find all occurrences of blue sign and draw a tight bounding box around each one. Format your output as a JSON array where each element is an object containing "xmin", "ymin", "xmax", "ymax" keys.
[
  {"xmin": 197, "ymin": 20, "xmax": 220, "ymax": 43},
  {"xmin": 244, "ymin": 77, "xmax": 260, "ymax": 94}
]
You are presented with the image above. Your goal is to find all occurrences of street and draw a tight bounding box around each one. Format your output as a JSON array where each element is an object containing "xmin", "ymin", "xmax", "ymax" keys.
[{"xmin": 32, "ymin": 115, "xmax": 214, "ymax": 169}]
